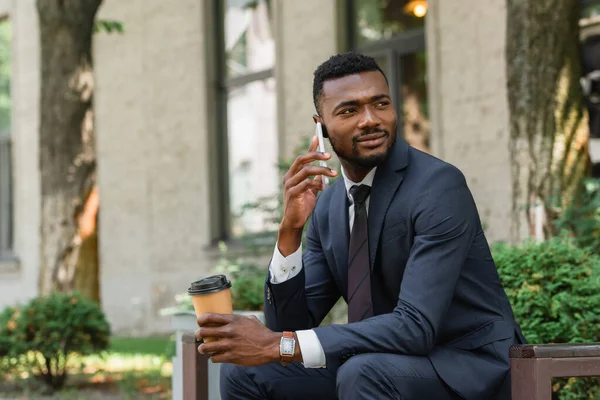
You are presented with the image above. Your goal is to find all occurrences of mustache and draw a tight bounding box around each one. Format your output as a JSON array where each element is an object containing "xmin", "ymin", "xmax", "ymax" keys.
[{"xmin": 353, "ymin": 128, "xmax": 389, "ymax": 142}]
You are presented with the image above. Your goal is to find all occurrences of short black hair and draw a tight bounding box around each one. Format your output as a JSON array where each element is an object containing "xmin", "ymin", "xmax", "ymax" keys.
[{"xmin": 312, "ymin": 52, "xmax": 389, "ymax": 115}]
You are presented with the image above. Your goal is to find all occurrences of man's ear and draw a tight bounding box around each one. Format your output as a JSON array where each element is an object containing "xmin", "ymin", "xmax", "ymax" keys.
[{"xmin": 312, "ymin": 115, "xmax": 329, "ymax": 138}]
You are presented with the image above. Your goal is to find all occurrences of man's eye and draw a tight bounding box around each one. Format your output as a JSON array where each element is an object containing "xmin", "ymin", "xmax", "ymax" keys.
[
  {"xmin": 376, "ymin": 101, "xmax": 390, "ymax": 107},
  {"xmin": 340, "ymin": 108, "xmax": 355, "ymax": 115}
]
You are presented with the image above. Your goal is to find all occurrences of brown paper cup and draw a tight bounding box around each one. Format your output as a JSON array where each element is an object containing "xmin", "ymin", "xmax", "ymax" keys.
[{"xmin": 188, "ymin": 275, "xmax": 233, "ymax": 343}]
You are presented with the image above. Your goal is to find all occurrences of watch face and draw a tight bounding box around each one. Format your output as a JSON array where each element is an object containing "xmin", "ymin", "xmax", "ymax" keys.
[{"xmin": 281, "ymin": 337, "xmax": 295, "ymax": 355}]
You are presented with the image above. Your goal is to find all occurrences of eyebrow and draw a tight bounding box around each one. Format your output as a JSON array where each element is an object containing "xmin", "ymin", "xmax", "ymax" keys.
[{"xmin": 331, "ymin": 94, "xmax": 391, "ymax": 115}]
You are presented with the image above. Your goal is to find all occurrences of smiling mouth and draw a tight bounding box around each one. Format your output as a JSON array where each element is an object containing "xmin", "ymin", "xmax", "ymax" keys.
[{"xmin": 356, "ymin": 132, "xmax": 388, "ymax": 147}]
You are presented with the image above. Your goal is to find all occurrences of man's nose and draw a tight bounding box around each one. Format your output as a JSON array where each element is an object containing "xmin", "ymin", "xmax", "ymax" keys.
[{"xmin": 357, "ymin": 106, "xmax": 381, "ymax": 129}]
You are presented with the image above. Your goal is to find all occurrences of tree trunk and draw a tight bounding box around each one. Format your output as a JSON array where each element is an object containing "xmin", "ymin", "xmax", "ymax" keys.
[
  {"xmin": 506, "ymin": 0, "xmax": 587, "ymax": 241},
  {"xmin": 37, "ymin": 0, "xmax": 102, "ymax": 301}
]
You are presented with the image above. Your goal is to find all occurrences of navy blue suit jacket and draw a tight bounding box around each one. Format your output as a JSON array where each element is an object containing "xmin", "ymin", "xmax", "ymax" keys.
[{"xmin": 264, "ymin": 138, "xmax": 526, "ymax": 399}]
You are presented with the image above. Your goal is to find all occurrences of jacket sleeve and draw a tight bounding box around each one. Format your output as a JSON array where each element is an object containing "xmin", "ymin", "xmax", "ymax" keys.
[
  {"xmin": 312, "ymin": 165, "xmax": 478, "ymax": 370},
  {"xmin": 264, "ymin": 207, "xmax": 342, "ymax": 332}
]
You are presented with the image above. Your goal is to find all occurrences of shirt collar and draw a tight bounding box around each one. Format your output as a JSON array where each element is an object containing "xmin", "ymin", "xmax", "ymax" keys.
[{"xmin": 341, "ymin": 166, "xmax": 377, "ymax": 203}]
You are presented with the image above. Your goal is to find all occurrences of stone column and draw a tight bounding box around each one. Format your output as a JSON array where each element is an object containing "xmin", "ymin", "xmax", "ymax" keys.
[
  {"xmin": 94, "ymin": 0, "xmax": 214, "ymax": 334},
  {"xmin": 426, "ymin": 0, "xmax": 519, "ymax": 243}
]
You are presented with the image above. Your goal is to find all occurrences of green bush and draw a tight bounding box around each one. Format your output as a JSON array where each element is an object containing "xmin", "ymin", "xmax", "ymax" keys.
[
  {"xmin": 162, "ymin": 242, "xmax": 267, "ymax": 314},
  {"xmin": 0, "ymin": 305, "xmax": 19, "ymax": 376},
  {"xmin": 211, "ymin": 242, "xmax": 266, "ymax": 311},
  {"xmin": 493, "ymin": 237, "xmax": 600, "ymax": 399},
  {"xmin": 0, "ymin": 305, "xmax": 16, "ymax": 356},
  {"xmin": 1, "ymin": 292, "xmax": 111, "ymax": 390},
  {"xmin": 230, "ymin": 272, "xmax": 265, "ymax": 311}
]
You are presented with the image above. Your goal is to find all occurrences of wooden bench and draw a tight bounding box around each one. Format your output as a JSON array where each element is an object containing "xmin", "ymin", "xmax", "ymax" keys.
[
  {"xmin": 181, "ymin": 333, "xmax": 210, "ymax": 400},
  {"xmin": 510, "ymin": 343, "xmax": 600, "ymax": 399},
  {"xmin": 180, "ymin": 337, "xmax": 600, "ymax": 399}
]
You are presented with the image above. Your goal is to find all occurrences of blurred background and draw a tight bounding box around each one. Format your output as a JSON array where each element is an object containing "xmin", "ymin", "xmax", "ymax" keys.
[{"xmin": 1, "ymin": 0, "xmax": 600, "ymax": 398}]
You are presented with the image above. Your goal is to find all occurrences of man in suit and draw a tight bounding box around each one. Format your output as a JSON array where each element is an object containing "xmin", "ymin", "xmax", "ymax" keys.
[{"xmin": 195, "ymin": 52, "xmax": 526, "ymax": 400}]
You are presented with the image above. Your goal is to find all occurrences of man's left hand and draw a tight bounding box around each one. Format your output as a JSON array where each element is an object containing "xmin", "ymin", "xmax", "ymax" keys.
[{"xmin": 195, "ymin": 313, "xmax": 281, "ymax": 366}]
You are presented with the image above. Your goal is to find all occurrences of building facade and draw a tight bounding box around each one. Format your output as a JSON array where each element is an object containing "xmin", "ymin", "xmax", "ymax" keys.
[{"xmin": 0, "ymin": 0, "xmax": 516, "ymax": 335}]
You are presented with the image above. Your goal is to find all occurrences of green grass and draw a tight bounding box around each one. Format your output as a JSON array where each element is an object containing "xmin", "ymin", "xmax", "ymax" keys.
[
  {"xmin": 0, "ymin": 337, "xmax": 173, "ymax": 399},
  {"xmin": 109, "ymin": 337, "xmax": 171, "ymax": 357}
]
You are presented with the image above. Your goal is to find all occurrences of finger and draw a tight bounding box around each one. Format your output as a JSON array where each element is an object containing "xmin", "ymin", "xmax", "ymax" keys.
[
  {"xmin": 209, "ymin": 352, "xmax": 232, "ymax": 364},
  {"xmin": 196, "ymin": 325, "xmax": 234, "ymax": 340},
  {"xmin": 198, "ymin": 339, "xmax": 230, "ymax": 355},
  {"xmin": 197, "ymin": 313, "xmax": 233, "ymax": 327},
  {"xmin": 284, "ymin": 152, "xmax": 332, "ymax": 181},
  {"xmin": 287, "ymin": 177, "xmax": 324, "ymax": 199},
  {"xmin": 310, "ymin": 175, "xmax": 324, "ymax": 196},
  {"xmin": 285, "ymin": 165, "xmax": 337, "ymax": 192}
]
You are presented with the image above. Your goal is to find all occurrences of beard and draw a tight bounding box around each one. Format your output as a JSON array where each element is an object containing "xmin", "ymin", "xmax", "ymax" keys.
[{"xmin": 328, "ymin": 128, "xmax": 396, "ymax": 170}]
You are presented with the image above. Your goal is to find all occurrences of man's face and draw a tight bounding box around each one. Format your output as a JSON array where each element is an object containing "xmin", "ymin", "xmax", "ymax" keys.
[{"xmin": 318, "ymin": 70, "xmax": 397, "ymax": 170}]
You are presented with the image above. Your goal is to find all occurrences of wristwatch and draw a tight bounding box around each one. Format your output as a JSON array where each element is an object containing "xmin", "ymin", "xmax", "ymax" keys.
[{"xmin": 279, "ymin": 331, "xmax": 295, "ymax": 366}]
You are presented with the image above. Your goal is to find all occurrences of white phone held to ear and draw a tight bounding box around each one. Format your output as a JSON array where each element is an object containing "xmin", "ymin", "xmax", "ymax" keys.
[{"xmin": 315, "ymin": 122, "xmax": 330, "ymax": 188}]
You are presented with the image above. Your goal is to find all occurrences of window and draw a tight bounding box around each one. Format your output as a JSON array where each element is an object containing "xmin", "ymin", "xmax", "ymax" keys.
[
  {"xmin": 213, "ymin": 0, "xmax": 278, "ymax": 243},
  {"xmin": 347, "ymin": 0, "xmax": 430, "ymax": 153},
  {"xmin": 0, "ymin": 17, "xmax": 12, "ymax": 257}
]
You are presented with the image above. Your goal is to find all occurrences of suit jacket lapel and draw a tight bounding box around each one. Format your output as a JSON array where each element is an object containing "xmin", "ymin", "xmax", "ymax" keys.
[
  {"xmin": 329, "ymin": 180, "xmax": 350, "ymax": 294},
  {"xmin": 368, "ymin": 139, "xmax": 409, "ymax": 269}
]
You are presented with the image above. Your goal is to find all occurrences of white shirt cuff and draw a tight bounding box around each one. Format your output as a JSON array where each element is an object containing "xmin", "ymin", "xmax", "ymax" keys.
[
  {"xmin": 296, "ymin": 329, "xmax": 326, "ymax": 368},
  {"xmin": 269, "ymin": 242, "xmax": 303, "ymax": 284}
]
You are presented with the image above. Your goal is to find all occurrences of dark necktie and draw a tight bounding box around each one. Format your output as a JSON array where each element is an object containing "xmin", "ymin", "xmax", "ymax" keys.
[{"xmin": 347, "ymin": 184, "xmax": 373, "ymax": 323}]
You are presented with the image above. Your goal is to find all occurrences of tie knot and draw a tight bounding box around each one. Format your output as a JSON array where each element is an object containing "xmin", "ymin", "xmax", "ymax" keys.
[{"xmin": 350, "ymin": 185, "xmax": 371, "ymax": 206}]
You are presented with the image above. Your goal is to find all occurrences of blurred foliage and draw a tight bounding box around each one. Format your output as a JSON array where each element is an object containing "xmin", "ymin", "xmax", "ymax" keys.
[
  {"xmin": 581, "ymin": 2, "xmax": 600, "ymax": 19},
  {"xmin": 493, "ymin": 237, "xmax": 600, "ymax": 399},
  {"xmin": 164, "ymin": 242, "xmax": 266, "ymax": 312},
  {"xmin": 1, "ymin": 336, "xmax": 171, "ymax": 397},
  {"xmin": 0, "ymin": 292, "xmax": 111, "ymax": 390},
  {"xmin": 229, "ymin": 272, "xmax": 266, "ymax": 311},
  {"xmin": 554, "ymin": 178, "xmax": 600, "ymax": 253},
  {"xmin": 240, "ymin": 135, "xmax": 346, "ymax": 322},
  {"xmin": 239, "ymin": 135, "xmax": 342, "ymax": 249},
  {"xmin": 212, "ymin": 241, "xmax": 266, "ymax": 311},
  {"xmin": 93, "ymin": 19, "xmax": 124, "ymax": 34}
]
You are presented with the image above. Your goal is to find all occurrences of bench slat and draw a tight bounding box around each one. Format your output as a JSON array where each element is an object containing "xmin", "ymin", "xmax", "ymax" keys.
[
  {"xmin": 550, "ymin": 357, "xmax": 600, "ymax": 378},
  {"xmin": 510, "ymin": 343, "xmax": 600, "ymax": 359}
]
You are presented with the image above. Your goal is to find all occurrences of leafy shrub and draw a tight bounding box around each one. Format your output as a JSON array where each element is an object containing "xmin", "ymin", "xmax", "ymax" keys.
[
  {"xmin": 0, "ymin": 305, "xmax": 17, "ymax": 357},
  {"xmin": 493, "ymin": 237, "xmax": 600, "ymax": 399},
  {"xmin": 2, "ymin": 292, "xmax": 111, "ymax": 390},
  {"xmin": 162, "ymin": 242, "xmax": 267, "ymax": 314},
  {"xmin": 212, "ymin": 242, "xmax": 266, "ymax": 311},
  {"xmin": 230, "ymin": 272, "xmax": 265, "ymax": 311},
  {"xmin": 0, "ymin": 305, "xmax": 20, "ymax": 376}
]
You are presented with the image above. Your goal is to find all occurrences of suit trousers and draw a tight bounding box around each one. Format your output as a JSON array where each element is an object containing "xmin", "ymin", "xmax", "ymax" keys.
[{"xmin": 220, "ymin": 352, "xmax": 462, "ymax": 400}]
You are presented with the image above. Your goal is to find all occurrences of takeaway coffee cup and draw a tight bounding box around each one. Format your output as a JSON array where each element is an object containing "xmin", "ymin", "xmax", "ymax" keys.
[{"xmin": 188, "ymin": 274, "xmax": 233, "ymax": 342}]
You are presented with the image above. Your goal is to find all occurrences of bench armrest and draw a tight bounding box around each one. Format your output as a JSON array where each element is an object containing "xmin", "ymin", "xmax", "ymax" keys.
[{"xmin": 510, "ymin": 343, "xmax": 600, "ymax": 359}]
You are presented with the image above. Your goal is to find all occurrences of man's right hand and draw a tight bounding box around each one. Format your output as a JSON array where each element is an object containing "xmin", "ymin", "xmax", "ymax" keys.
[{"xmin": 278, "ymin": 135, "xmax": 337, "ymax": 256}]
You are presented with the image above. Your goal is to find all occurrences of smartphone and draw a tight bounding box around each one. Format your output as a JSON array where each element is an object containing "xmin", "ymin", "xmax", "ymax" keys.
[{"xmin": 315, "ymin": 122, "xmax": 330, "ymax": 188}]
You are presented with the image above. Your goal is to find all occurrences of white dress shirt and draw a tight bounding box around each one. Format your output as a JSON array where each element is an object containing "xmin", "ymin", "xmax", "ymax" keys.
[{"xmin": 269, "ymin": 167, "xmax": 377, "ymax": 368}]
